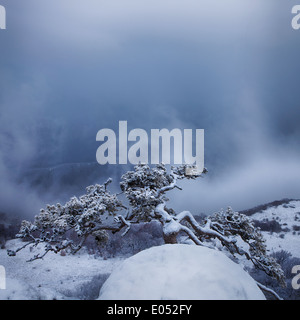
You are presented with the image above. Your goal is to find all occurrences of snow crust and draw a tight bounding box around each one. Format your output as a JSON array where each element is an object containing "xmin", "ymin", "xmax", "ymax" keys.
[{"xmin": 98, "ymin": 244, "xmax": 265, "ymax": 300}]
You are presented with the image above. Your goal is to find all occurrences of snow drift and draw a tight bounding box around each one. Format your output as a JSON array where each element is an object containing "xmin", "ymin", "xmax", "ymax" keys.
[{"xmin": 98, "ymin": 244, "xmax": 266, "ymax": 300}]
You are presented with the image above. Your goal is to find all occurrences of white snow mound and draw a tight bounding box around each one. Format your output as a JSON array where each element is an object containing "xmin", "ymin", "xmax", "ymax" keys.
[{"xmin": 98, "ymin": 244, "xmax": 265, "ymax": 300}]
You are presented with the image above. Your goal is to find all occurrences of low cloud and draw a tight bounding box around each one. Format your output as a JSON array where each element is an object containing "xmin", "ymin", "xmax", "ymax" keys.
[{"xmin": 0, "ymin": 0, "xmax": 299, "ymax": 219}]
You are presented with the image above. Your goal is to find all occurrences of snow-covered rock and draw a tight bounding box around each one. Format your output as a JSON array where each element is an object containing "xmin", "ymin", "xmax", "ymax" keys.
[{"xmin": 98, "ymin": 244, "xmax": 265, "ymax": 300}]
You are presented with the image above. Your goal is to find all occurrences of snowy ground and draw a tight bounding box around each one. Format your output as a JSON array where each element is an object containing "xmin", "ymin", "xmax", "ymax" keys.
[
  {"xmin": 0, "ymin": 199, "xmax": 299, "ymax": 300},
  {"xmin": 0, "ymin": 239, "xmax": 123, "ymax": 300},
  {"xmin": 251, "ymin": 200, "xmax": 300, "ymax": 258}
]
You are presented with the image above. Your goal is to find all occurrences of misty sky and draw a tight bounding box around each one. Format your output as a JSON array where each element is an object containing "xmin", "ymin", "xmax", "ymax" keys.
[{"xmin": 0, "ymin": 0, "xmax": 300, "ymax": 218}]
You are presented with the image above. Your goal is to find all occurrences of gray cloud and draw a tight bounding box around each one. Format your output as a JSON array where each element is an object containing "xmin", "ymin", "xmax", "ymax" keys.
[{"xmin": 0, "ymin": 0, "xmax": 299, "ymax": 218}]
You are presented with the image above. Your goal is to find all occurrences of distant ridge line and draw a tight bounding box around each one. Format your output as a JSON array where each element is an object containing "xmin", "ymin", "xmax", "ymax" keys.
[{"xmin": 240, "ymin": 198, "xmax": 300, "ymax": 216}]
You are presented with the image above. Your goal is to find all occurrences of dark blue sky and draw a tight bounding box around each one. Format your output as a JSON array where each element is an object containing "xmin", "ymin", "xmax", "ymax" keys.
[{"xmin": 0, "ymin": 0, "xmax": 300, "ymax": 217}]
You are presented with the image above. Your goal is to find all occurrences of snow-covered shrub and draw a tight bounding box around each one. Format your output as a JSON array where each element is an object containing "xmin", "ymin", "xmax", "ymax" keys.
[
  {"xmin": 7, "ymin": 178, "xmax": 127, "ymax": 261},
  {"xmin": 253, "ymin": 219, "xmax": 282, "ymax": 233},
  {"xmin": 8, "ymin": 164, "xmax": 285, "ymax": 297},
  {"xmin": 250, "ymin": 250, "xmax": 300, "ymax": 300}
]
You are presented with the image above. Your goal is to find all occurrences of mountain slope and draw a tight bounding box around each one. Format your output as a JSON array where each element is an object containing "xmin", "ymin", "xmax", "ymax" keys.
[{"xmin": 241, "ymin": 199, "xmax": 300, "ymax": 258}]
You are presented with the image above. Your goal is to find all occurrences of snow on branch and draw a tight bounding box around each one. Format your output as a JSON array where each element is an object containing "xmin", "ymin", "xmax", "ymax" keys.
[
  {"xmin": 8, "ymin": 178, "xmax": 127, "ymax": 261},
  {"xmin": 8, "ymin": 163, "xmax": 285, "ymax": 296}
]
